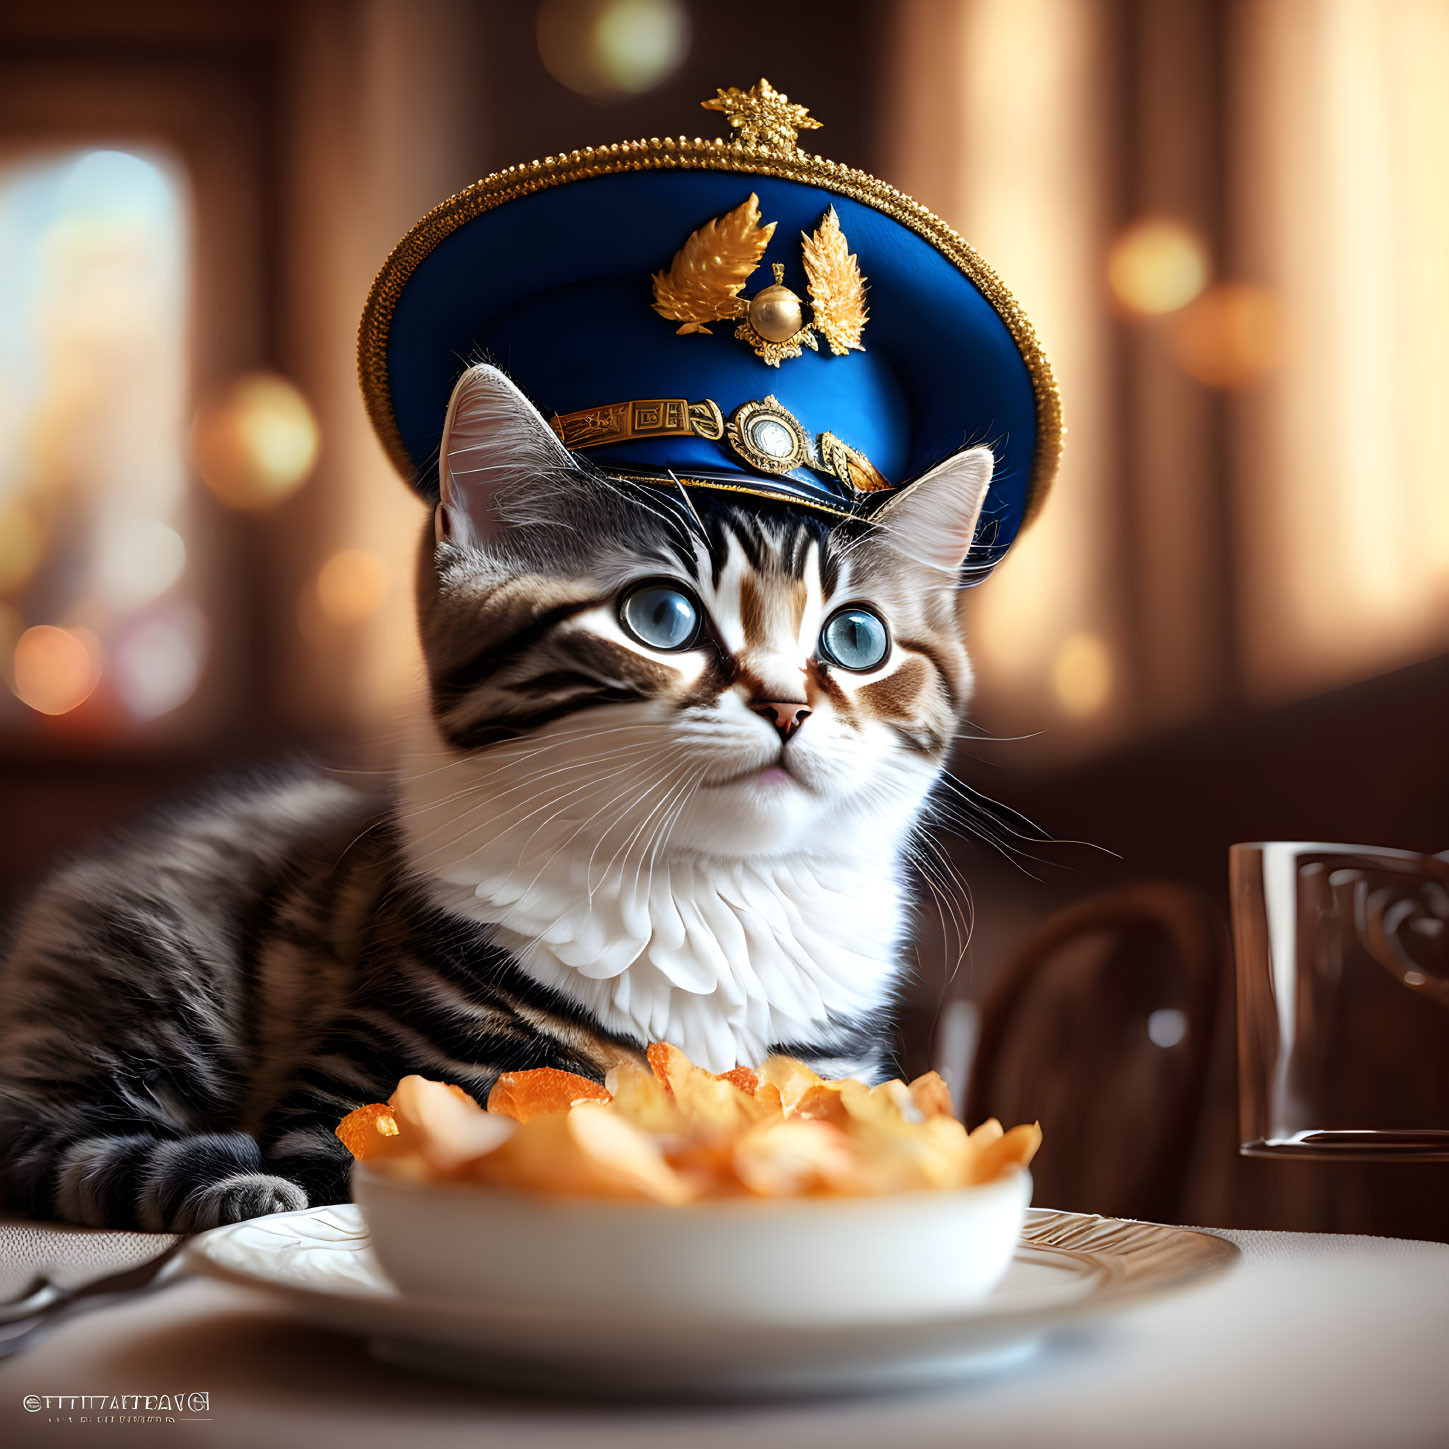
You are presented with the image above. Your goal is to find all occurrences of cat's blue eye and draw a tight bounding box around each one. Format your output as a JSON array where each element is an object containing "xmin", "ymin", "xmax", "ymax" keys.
[
  {"xmin": 619, "ymin": 581, "xmax": 701, "ymax": 652},
  {"xmin": 819, "ymin": 606, "xmax": 890, "ymax": 672}
]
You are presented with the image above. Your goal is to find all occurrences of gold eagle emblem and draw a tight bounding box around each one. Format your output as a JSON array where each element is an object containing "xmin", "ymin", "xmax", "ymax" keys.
[{"xmin": 651, "ymin": 195, "xmax": 868, "ymax": 367}]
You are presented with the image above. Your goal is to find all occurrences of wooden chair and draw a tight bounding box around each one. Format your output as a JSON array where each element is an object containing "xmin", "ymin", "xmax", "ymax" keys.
[{"xmin": 962, "ymin": 884, "xmax": 1227, "ymax": 1224}]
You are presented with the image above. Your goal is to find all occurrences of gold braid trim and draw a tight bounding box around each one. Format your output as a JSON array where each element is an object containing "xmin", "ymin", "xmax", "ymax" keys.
[
  {"xmin": 549, "ymin": 398, "xmax": 724, "ymax": 450},
  {"xmin": 358, "ymin": 136, "xmax": 1063, "ymax": 528}
]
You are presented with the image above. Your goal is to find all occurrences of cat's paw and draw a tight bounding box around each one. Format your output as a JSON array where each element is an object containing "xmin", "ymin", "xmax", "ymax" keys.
[{"xmin": 173, "ymin": 1172, "xmax": 308, "ymax": 1231}]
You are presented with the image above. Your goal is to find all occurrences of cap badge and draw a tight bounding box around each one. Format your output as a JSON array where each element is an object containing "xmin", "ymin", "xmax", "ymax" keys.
[
  {"xmin": 724, "ymin": 395, "xmax": 888, "ymax": 491},
  {"xmin": 651, "ymin": 194, "xmax": 868, "ymax": 367},
  {"xmin": 701, "ymin": 78, "xmax": 822, "ymax": 153}
]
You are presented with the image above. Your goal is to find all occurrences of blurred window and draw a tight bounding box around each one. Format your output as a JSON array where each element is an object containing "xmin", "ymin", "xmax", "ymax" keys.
[
  {"xmin": 890, "ymin": 0, "xmax": 1120, "ymax": 757},
  {"xmin": 890, "ymin": 0, "xmax": 1449, "ymax": 759},
  {"xmin": 1233, "ymin": 0, "xmax": 1449, "ymax": 702},
  {"xmin": 0, "ymin": 146, "xmax": 204, "ymax": 737}
]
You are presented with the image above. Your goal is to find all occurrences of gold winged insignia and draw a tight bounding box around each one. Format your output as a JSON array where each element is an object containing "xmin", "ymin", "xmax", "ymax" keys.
[
  {"xmin": 802, "ymin": 207, "xmax": 868, "ymax": 356},
  {"xmin": 651, "ymin": 194, "xmax": 775, "ymax": 335},
  {"xmin": 652, "ymin": 197, "xmax": 869, "ymax": 366}
]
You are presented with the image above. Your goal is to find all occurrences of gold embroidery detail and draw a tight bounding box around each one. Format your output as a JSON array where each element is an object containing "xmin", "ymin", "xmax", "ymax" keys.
[
  {"xmin": 549, "ymin": 398, "xmax": 724, "ymax": 449},
  {"xmin": 701, "ymin": 79, "xmax": 820, "ymax": 155},
  {"xmin": 549, "ymin": 392, "xmax": 890, "ymax": 496},
  {"xmin": 687, "ymin": 399, "xmax": 726, "ymax": 440},
  {"xmin": 802, "ymin": 207, "xmax": 868, "ymax": 356},
  {"xmin": 819, "ymin": 432, "xmax": 890, "ymax": 493},
  {"xmin": 650, "ymin": 194, "xmax": 773, "ymax": 335},
  {"xmin": 358, "ymin": 79, "xmax": 1063, "ymax": 527}
]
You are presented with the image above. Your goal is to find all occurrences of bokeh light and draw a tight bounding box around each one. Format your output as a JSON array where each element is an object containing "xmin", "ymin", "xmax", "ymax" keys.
[
  {"xmin": 114, "ymin": 603, "xmax": 206, "ymax": 720},
  {"xmin": 11, "ymin": 625, "xmax": 101, "ymax": 716},
  {"xmin": 1107, "ymin": 218, "xmax": 1211, "ymax": 316},
  {"xmin": 95, "ymin": 515, "xmax": 187, "ymax": 607},
  {"xmin": 1147, "ymin": 1007, "xmax": 1188, "ymax": 1049},
  {"xmin": 1052, "ymin": 631, "xmax": 1113, "ymax": 717},
  {"xmin": 193, "ymin": 372, "xmax": 320, "ymax": 509},
  {"xmin": 1171, "ymin": 283, "xmax": 1282, "ymax": 388},
  {"xmin": 538, "ymin": 0, "xmax": 690, "ymax": 99},
  {"xmin": 314, "ymin": 548, "xmax": 390, "ymax": 626}
]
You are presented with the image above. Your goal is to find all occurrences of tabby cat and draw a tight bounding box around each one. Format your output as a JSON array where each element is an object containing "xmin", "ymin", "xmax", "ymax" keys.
[{"xmin": 0, "ymin": 364, "xmax": 992, "ymax": 1230}]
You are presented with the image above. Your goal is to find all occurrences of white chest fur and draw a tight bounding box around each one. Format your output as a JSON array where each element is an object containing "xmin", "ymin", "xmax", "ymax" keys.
[
  {"xmin": 399, "ymin": 770, "xmax": 908, "ymax": 1074},
  {"xmin": 426, "ymin": 846, "xmax": 906, "ymax": 1074},
  {"xmin": 496, "ymin": 852, "xmax": 905, "ymax": 1073}
]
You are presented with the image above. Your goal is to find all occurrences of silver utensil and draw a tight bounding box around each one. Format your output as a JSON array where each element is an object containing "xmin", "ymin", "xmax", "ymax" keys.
[{"xmin": 0, "ymin": 1239, "xmax": 186, "ymax": 1361}]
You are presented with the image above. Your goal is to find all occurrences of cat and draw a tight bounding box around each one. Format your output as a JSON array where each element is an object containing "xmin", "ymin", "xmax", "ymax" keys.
[{"xmin": 0, "ymin": 363, "xmax": 992, "ymax": 1231}]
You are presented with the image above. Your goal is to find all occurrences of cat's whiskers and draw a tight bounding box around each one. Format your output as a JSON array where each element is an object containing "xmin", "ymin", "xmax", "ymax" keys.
[
  {"xmin": 591, "ymin": 754, "xmax": 702, "ymax": 899},
  {"xmin": 390, "ymin": 743, "xmax": 673, "ymax": 856},
  {"xmin": 525, "ymin": 742, "xmax": 692, "ymax": 874},
  {"xmin": 667, "ymin": 472, "xmax": 710, "ymax": 547},
  {"xmin": 925, "ymin": 799, "xmax": 1048, "ymax": 879},
  {"xmin": 910, "ymin": 767, "xmax": 1055, "ymax": 876},
  {"xmin": 635, "ymin": 769, "xmax": 707, "ymax": 906},
  {"xmin": 397, "ymin": 732, "xmax": 678, "ymax": 825},
  {"xmin": 575, "ymin": 469, "xmax": 693, "ymax": 545},
  {"xmin": 573, "ymin": 766, "xmax": 691, "ymax": 906},
  {"xmin": 394, "ymin": 717, "xmax": 684, "ymax": 787},
  {"xmin": 935, "ymin": 769, "xmax": 1060, "ymax": 845},
  {"xmin": 927, "ymin": 765, "xmax": 1116, "ymax": 873},
  {"xmin": 401, "ymin": 717, "xmax": 680, "ymax": 800},
  {"xmin": 500, "ymin": 740, "xmax": 687, "ymax": 833},
  {"xmin": 836, "ymin": 764, "xmax": 975, "ymax": 975},
  {"xmin": 503, "ymin": 752, "xmax": 697, "ymax": 934},
  {"xmin": 909, "ymin": 846, "xmax": 973, "ymax": 986},
  {"xmin": 431, "ymin": 730, "xmax": 693, "ymax": 877},
  {"xmin": 404, "ymin": 748, "xmax": 678, "ymax": 870},
  {"xmin": 908, "ymin": 833, "xmax": 976, "ymax": 973}
]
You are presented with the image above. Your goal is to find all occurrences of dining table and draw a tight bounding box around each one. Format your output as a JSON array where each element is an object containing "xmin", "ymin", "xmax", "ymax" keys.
[{"xmin": 1, "ymin": 1213, "xmax": 1447, "ymax": 1448}]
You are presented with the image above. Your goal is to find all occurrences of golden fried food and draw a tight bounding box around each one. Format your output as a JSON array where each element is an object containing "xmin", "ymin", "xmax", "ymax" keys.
[
  {"xmin": 335, "ymin": 1044, "xmax": 1041, "ymax": 1203},
  {"xmin": 486, "ymin": 1067, "xmax": 612, "ymax": 1123},
  {"xmin": 334, "ymin": 1101, "xmax": 399, "ymax": 1160}
]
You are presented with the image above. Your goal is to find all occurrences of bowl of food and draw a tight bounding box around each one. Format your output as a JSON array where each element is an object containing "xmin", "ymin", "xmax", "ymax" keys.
[{"xmin": 340, "ymin": 1045, "xmax": 1040, "ymax": 1327}]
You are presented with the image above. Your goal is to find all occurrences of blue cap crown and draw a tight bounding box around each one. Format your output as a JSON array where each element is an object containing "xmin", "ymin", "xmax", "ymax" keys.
[{"xmin": 360, "ymin": 79, "xmax": 1062, "ymax": 571}]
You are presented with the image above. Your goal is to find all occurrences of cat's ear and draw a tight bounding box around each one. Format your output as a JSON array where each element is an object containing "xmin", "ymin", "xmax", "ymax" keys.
[
  {"xmin": 874, "ymin": 446, "xmax": 994, "ymax": 575},
  {"xmin": 435, "ymin": 363, "xmax": 576, "ymax": 548}
]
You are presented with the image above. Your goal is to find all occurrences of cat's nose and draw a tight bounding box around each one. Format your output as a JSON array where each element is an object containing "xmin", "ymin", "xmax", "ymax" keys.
[{"xmin": 750, "ymin": 699, "xmax": 811, "ymax": 741}]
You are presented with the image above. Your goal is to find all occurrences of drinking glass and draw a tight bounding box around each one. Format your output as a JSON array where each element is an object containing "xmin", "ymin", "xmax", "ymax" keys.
[{"xmin": 1231, "ymin": 841, "xmax": 1449, "ymax": 1160}]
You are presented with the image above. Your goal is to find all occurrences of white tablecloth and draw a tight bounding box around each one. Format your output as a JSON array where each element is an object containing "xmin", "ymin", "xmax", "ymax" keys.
[{"xmin": 2, "ymin": 1222, "xmax": 1447, "ymax": 1449}]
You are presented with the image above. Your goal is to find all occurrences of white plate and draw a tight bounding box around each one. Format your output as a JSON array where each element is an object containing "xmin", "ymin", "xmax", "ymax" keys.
[{"xmin": 186, "ymin": 1203, "xmax": 1237, "ymax": 1398}]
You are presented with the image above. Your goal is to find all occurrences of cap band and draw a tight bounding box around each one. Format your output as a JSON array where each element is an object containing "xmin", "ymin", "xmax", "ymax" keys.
[{"xmin": 551, "ymin": 394, "xmax": 892, "ymax": 498}]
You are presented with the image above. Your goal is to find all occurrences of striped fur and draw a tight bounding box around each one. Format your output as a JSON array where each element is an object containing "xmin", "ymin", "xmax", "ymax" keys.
[
  {"xmin": 0, "ymin": 365, "xmax": 991, "ymax": 1228},
  {"xmin": 0, "ymin": 779, "xmax": 644, "ymax": 1228}
]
